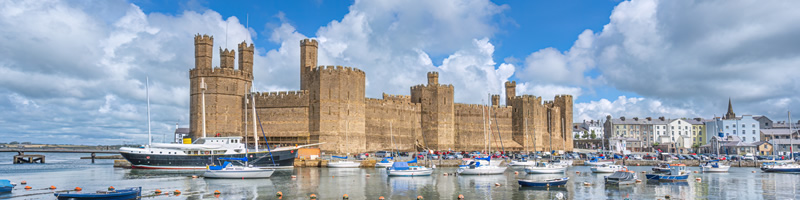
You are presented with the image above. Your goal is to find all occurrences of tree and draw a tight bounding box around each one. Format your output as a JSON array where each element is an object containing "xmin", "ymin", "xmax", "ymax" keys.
[
  {"xmin": 9, "ymin": 141, "xmax": 19, "ymax": 144},
  {"xmin": 652, "ymin": 142, "xmax": 660, "ymax": 147},
  {"xmin": 590, "ymin": 132, "xmax": 597, "ymax": 139},
  {"xmin": 582, "ymin": 132, "xmax": 589, "ymax": 139}
]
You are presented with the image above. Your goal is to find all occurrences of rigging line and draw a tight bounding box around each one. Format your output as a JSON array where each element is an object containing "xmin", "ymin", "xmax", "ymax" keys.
[
  {"xmin": 256, "ymin": 110, "xmax": 277, "ymax": 166},
  {"xmin": 493, "ymin": 107, "xmax": 505, "ymax": 153}
]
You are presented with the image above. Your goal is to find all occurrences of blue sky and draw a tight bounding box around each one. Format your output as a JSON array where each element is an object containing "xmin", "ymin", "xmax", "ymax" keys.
[{"xmin": 2, "ymin": 0, "xmax": 800, "ymax": 145}]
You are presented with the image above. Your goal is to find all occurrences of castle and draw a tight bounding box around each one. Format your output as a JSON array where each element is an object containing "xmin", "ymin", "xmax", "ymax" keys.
[{"xmin": 188, "ymin": 34, "xmax": 573, "ymax": 154}]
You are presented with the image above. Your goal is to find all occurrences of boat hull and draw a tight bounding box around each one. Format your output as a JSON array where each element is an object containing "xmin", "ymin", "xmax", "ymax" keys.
[
  {"xmin": 761, "ymin": 167, "xmax": 800, "ymax": 173},
  {"xmin": 645, "ymin": 174, "xmax": 690, "ymax": 182},
  {"xmin": 55, "ymin": 187, "xmax": 141, "ymax": 200},
  {"xmin": 585, "ymin": 161, "xmax": 613, "ymax": 166},
  {"xmin": 376, "ymin": 162, "xmax": 394, "ymax": 168},
  {"xmin": 700, "ymin": 165, "xmax": 730, "ymax": 172},
  {"xmin": 388, "ymin": 169, "xmax": 433, "ymax": 176},
  {"xmin": 509, "ymin": 161, "xmax": 536, "ymax": 167},
  {"xmin": 518, "ymin": 177, "xmax": 569, "ymax": 187},
  {"xmin": 327, "ymin": 161, "xmax": 361, "ymax": 168},
  {"xmin": 591, "ymin": 166, "xmax": 623, "ymax": 173},
  {"xmin": 524, "ymin": 167, "xmax": 566, "ymax": 174},
  {"xmin": 120, "ymin": 150, "xmax": 297, "ymax": 170},
  {"xmin": 457, "ymin": 167, "xmax": 507, "ymax": 175},
  {"xmin": 0, "ymin": 186, "xmax": 11, "ymax": 193},
  {"xmin": 203, "ymin": 169, "xmax": 275, "ymax": 179}
]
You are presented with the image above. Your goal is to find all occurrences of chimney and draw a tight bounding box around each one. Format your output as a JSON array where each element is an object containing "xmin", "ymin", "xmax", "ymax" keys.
[
  {"xmin": 646, "ymin": 117, "xmax": 652, "ymax": 121},
  {"xmin": 659, "ymin": 116, "xmax": 665, "ymax": 121},
  {"xmin": 633, "ymin": 117, "xmax": 639, "ymax": 121},
  {"xmin": 620, "ymin": 116, "xmax": 626, "ymax": 121}
]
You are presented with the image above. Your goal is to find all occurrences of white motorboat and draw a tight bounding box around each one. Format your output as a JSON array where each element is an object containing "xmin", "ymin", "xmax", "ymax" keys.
[
  {"xmin": 375, "ymin": 157, "xmax": 394, "ymax": 168},
  {"xmin": 203, "ymin": 158, "xmax": 275, "ymax": 179},
  {"xmin": 585, "ymin": 158, "xmax": 613, "ymax": 166},
  {"xmin": 551, "ymin": 159, "xmax": 573, "ymax": 167},
  {"xmin": 524, "ymin": 162, "xmax": 567, "ymax": 174},
  {"xmin": 328, "ymin": 156, "xmax": 361, "ymax": 168},
  {"xmin": 388, "ymin": 159, "xmax": 433, "ymax": 176},
  {"xmin": 591, "ymin": 164, "xmax": 626, "ymax": 173},
  {"xmin": 700, "ymin": 160, "xmax": 730, "ymax": 172},
  {"xmin": 457, "ymin": 158, "xmax": 507, "ymax": 175}
]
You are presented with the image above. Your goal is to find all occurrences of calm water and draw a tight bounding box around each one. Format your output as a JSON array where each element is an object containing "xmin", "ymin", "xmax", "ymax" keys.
[{"xmin": 1, "ymin": 152, "xmax": 799, "ymax": 199}]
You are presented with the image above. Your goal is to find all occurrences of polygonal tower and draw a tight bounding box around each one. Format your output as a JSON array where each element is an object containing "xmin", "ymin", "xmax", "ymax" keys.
[
  {"xmin": 505, "ymin": 81, "xmax": 516, "ymax": 106},
  {"xmin": 410, "ymin": 71, "xmax": 456, "ymax": 151},
  {"xmin": 300, "ymin": 39, "xmax": 318, "ymax": 90}
]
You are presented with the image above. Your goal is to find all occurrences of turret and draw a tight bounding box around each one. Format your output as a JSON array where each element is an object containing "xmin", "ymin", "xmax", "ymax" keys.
[
  {"xmin": 491, "ymin": 94, "xmax": 500, "ymax": 106},
  {"xmin": 505, "ymin": 81, "xmax": 516, "ymax": 106},
  {"xmin": 194, "ymin": 34, "xmax": 213, "ymax": 70},
  {"xmin": 427, "ymin": 71, "xmax": 439, "ymax": 85},
  {"xmin": 219, "ymin": 48, "xmax": 235, "ymax": 69},
  {"xmin": 300, "ymin": 39, "xmax": 318, "ymax": 90},
  {"xmin": 238, "ymin": 41, "xmax": 254, "ymax": 73}
]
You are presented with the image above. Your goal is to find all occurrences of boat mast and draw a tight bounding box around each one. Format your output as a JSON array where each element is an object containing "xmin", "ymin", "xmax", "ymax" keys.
[
  {"xmin": 482, "ymin": 101, "xmax": 487, "ymax": 154},
  {"xmin": 525, "ymin": 118, "xmax": 528, "ymax": 154},
  {"xmin": 252, "ymin": 89, "xmax": 258, "ymax": 152},
  {"xmin": 390, "ymin": 121, "xmax": 395, "ymax": 157},
  {"xmin": 201, "ymin": 78, "xmax": 207, "ymax": 138},
  {"xmin": 146, "ymin": 76, "xmax": 151, "ymax": 146},
  {"xmin": 790, "ymin": 111, "xmax": 794, "ymax": 160}
]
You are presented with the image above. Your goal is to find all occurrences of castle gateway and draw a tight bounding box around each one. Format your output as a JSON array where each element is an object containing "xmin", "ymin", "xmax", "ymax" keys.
[{"xmin": 189, "ymin": 34, "xmax": 573, "ymax": 154}]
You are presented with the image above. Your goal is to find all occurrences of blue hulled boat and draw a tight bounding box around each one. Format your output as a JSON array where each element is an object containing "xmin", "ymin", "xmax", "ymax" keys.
[
  {"xmin": 54, "ymin": 187, "xmax": 141, "ymax": 200},
  {"xmin": 518, "ymin": 177, "xmax": 569, "ymax": 187},
  {"xmin": 761, "ymin": 161, "xmax": 800, "ymax": 173},
  {"xmin": 645, "ymin": 164, "xmax": 690, "ymax": 182},
  {"xmin": 0, "ymin": 180, "xmax": 14, "ymax": 193}
]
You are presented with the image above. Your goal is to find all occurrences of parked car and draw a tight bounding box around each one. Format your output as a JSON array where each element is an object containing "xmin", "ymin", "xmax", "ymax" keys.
[
  {"xmin": 374, "ymin": 151, "xmax": 391, "ymax": 157},
  {"xmin": 643, "ymin": 155, "xmax": 657, "ymax": 160},
  {"xmin": 742, "ymin": 153, "xmax": 755, "ymax": 161}
]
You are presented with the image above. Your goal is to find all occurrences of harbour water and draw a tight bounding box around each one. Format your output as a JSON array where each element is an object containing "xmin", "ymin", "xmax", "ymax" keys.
[{"xmin": 1, "ymin": 153, "xmax": 799, "ymax": 199}]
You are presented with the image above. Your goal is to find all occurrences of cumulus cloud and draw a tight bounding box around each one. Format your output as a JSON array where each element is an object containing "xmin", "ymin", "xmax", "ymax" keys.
[
  {"xmin": 574, "ymin": 96, "xmax": 698, "ymax": 122},
  {"xmin": 516, "ymin": 0, "xmax": 800, "ymax": 121}
]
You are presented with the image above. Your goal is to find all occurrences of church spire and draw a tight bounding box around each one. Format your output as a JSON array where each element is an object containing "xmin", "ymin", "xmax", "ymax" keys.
[{"xmin": 724, "ymin": 98, "xmax": 736, "ymax": 119}]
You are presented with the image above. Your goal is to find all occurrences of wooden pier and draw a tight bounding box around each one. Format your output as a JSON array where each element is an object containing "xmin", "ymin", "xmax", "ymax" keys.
[{"xmin": 14, "ymin": 154, "xmax": 45, "ymax": 164}]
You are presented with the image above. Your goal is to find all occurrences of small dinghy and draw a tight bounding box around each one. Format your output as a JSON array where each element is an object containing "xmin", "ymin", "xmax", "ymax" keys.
[
  {"xmin": 388, "ymin": 159, "xmax": 433, "ymax": 176},
  {"xmin": 646, "ymin": 164, "xmax": 690, "ymax": 182},
  {"xmin": 605, "ymin": 170, "xmax": 638, "ymax": 186},
  {"xmin": 0, "ymin": 180, "xmax": 14, "ymax": 193},
  {"xmin": 518, "ymin": 177, "xmax": 569, "ymax": 187},
  {"xmin": 204, "ymin": 157, "xmax": 275, "ymax": 179},
  {"xmin": 54, "ymin": 187, "xmax": 141, "ymax": 200},
  {"xmin": 591, "ymin": 164, "xmax": 626, "ymax": 173},
  {"xmin": 328, "ymin": 156, "xmax": 361, "ymax": 168}
]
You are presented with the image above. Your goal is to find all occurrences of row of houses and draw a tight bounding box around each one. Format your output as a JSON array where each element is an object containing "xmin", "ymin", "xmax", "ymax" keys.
[{"xmin": 572, "ymin": 99, "xmax": 800, "ymax": 156}]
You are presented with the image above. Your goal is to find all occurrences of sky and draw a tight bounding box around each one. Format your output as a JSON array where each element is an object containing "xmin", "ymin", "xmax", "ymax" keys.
[{"xmin": 2, "ymin": 0, "xmax": 800, "ymax": 145}]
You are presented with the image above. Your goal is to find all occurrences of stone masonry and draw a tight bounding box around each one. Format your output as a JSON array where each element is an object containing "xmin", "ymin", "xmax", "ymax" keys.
[{"xmin": 188, "ymin": 34, "xmax": 573, "ymax": 154}]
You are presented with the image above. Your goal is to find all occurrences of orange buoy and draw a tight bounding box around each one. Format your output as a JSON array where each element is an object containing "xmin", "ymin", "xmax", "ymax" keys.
[
  {"xmin": 214, "ymin": 190, "xmax": 221, "ymax": 194},
  {"xmin": 108, "ymin": 186, "xmax": 115, "ymax": 191},
  {"xmin": 417, "ymin": 195, "xmax": 424, "ymax": 200},
  {"xmin": 24, "ymin": 186, "xmax": 32, "ymax": 190},
  {"xmin": 693, "ymin": 171, "xmax": 698, "ymax": 173},
  {"xmin": 215, "ymin": 194, "xmax": 221, "ymax": 198},
  {"xmin": 310, "ymin": 194, "xmax": 317, "ymax": 199},
  {"xmin": 696, "ymin": 178, "xmax": 702, "ymax": 182},
  {"xmin": 277, "ymin": 191, "xmax": 283, "ymax": 196},
  {"xmin": 379, "ymin": 196, "xmax": 385, "ymax": 200},
  {"xmin": 75, "ymin": 187, "xmax": 82, "ymax": 191},
  {"xmin": 495, "ymin": 183, "xmax": 501, "ymax": 186},
  {"xmin": 343, "ymin": 194, "xmax": 349, "ymax": 199},
  {"xmin": 20, "ymin": 181, "xmax": 27, "ymax": 185},
  {"xmin": 192, "ymin": 175, "xmax": 198, "ymax": 178},
  {"xmin": 366, "ymin": 174, "xmax": 371, "ymax": 177},
  {"xmin": 155, "ymin": 189, "xmax": 162, "ymax": 194},
  {"xmin": 636, "ymin": 163, "xmax": 640, "ymax": 166},
  {"xmin": 443, "ymin": 173, "xmax": 448, "ymax": 176},
  {"xmin": 458, "ymin": 194, "xmax": 465, "ymax": 199},
  {"xmin": 636, "ymin": 179, "xmax": 642, "ymax": 183},
  {"xmin": 514, "ymin": 171, "xmax": 519, "ymax": 175},
  {"xmin": 174, "ymin": 190, "xmax": 181, "ymax": 194},
  {"xmin": 50, "ymin": 185, "xmax": 56, "ymax": 190},
  {"xmin": 576, "ymin": 171, "xmax": 580, "ymax": 174},
  {"xmin": 291, "ymin": 175, "xmax": 297, "ymax": 179}
]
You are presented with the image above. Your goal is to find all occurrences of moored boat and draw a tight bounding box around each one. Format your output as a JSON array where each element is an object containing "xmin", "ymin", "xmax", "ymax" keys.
[
  {"xmin": 518, "ymin": 177, "xmax": 569, "ymax": 187},
  {"xmin": 700, "ymin": 160, "xmax": 730, "ymax": 172},
  {"xmin": 54, "ymin": 187, "xmax": 141, "ymax": 200},
  {"xmin": 203, "ymin": 157, "xmax": 275, "ymax": 179},
  {"xmin": 585, "ymin": 157, "xmax": 613, "ymax": 166},
  {"xmin": 605, "ymin": 170, "xmax": 638, "ymax": 185},
  {"xmin": 376, "ymin": 157, "xmax": 394, "ymax": 168},
  {"xmin": 328, "ymin": 156, "xmax": 361, "ymax": 168},
  {"xmin": 524, "ymin": 162, "xmax": 567, "ymax": 174},
  {"xmin": 388, "ymin": 159, "xmax": 433, "ymax": 176},
  {"xmin": 651, "ymin": 163, "xmax": 672, "ymax": 173},
  {"xmin": 0, "ymin": 180, "xmax": 14, "ymax": 193},
  {"xmin": 645, "ymin": 164, "xmax": 690, "ymax": 182},
  {"xmin": 457, "ymin": 157, "xmax": 507, "ymax": 175},
  {"xmin": 760, "ymin": 161, "xmax": 800, "ymax": 173},
  {"xmin": 509, "ymin": 159, "xmax": 537, "ymax": 167},
  {"xmin": 591, "ymin": 164, "xmax": 626, "ymax": 173}
]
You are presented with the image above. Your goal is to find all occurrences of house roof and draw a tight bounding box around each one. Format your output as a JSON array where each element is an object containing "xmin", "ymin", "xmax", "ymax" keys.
[
  {"xmin": 768, "ymin": 139, "xmax": 800, "ymax": 145},
  {"xmin": 760, "ymin": 129, "xmax": 798, "ymax": 136},
  {"xmin": 174, "ymin": 128, "xmax": 189, "ymax": 134}
]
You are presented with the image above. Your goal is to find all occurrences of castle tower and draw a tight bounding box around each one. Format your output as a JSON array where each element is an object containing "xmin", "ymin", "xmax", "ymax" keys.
[
  {"xmin": 238, "ymin": 41, "xmax": 254, "ymax": 73},
  {"xmin": 220, "ymin": 48, "xmax": 235, "ymax": 69},
  {"xmin": 411, "ymin": 71, "xmax": 455, "ymax": 151},
  {"xmin": 189, "ymin": 34, "xmax": 253, "ymax": 141},
  {"xmin": 300, "ymin": 39, "xmax": 318, "ymax": 90},
  {"xmin": 491, "ymin": 95, "xmax": 500, "ymax": 106},
  {"xmin": 505, "ymin": 81, "xmax": 516, "ymax": 106},
  {"xmin": 554, "ymin": 95, "xmax": 574, "ymax": 151},
  {"xmin": 194, "ymin": 34, "xmax": 213, "ymax": 70},
  {"xmin": 308, "ymin": 65, "xmax": 367, "ymax": 154},
  {"xmin": 509, "ymin": 95, "xmax": 544, "ymax": 152}
]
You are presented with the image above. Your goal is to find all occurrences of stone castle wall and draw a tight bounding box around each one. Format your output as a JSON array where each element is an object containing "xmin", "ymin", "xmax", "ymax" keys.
[{"xmin": 188, "ymin": 35, "xmax": 574, "ymax": 154}]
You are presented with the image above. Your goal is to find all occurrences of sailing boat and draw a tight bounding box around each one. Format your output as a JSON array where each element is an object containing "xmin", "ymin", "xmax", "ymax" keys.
[
  {"xmin": 457, "ymin": 102, "xmax": 507, "ymax": 175},
  {"xmin": 388, "ymin": 158, "xmax": 432, "ymax": 176},
  {"xmin": 761, "ymin": 111, "xmax": 800, "ymax": 173},
  {"xmin": 525, "ymin": 114, "xmax": 566, "ymax": 174},
  {"xmin": 701, "ymin": 116, "xmax": 730, "ymax": 172},
  {"xmin": 203, "ymin": 157, "xmax": 275, "ymax": 178},
  {"xmin": 510, "ymin": 118, "xmax": 537, "ymax": 167}
]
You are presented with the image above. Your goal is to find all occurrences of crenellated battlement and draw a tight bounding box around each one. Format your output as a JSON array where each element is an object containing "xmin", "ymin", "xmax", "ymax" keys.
[
  {"xmin": 252, "ymin": 90, "xmax": 309, "ymax": 108},
  {"xmin": 366, "ymin": 97, "xmax": 421, "ymax": 107},
  {"xmin": 238, "ymin": 41, "xmax": 254, "ymax": 51},
  {"xmin": 382, "ymin": 93, "xmax": 411, "ymax": 101},
  {"xmin": 189, "ymin": 68, "xmax": 252, "ymax": 80},
  {"xmin": 220, "ymin": 48, "xmax": 235, "ymax": 69},
  {"xmin": 301, "ymin": 38, "xmax": 318, "ymax": 47},
  {"xmin": 505, "ymin": 81, "xmax": 517, "ymax": 88},
  {"xmin": 309, "ymin": 65, "xmax": 366, "ymax": 76},
  {"xmin": 194, "ymin": 34, "xmax": 213, "ymax": 45}
]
